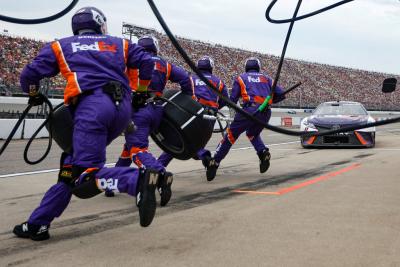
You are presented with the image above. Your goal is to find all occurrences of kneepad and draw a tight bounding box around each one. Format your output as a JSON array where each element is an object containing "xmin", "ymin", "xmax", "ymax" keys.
[
  {"xmin": 58, "ymin": 165, "xmax": 74, "ymax": 186},
  {"xmin": 58, "ymin": 152, "xmax": 75, "ymax": 186},
  {"xmin": 71, "ymin": 169, "xmax": 102, "ymax": 199}
]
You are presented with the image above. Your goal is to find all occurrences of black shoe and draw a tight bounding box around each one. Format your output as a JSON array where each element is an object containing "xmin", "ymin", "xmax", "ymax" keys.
[
  {"xmin": 258, "ymin": 149, "xmax": 271, "ymax": 173},
  {"xmin": 158, "ymin": 172, "xmax": 173, "ymax": 207},
  {"xmin": 206, "ymin": 158, "xmax": 219, "ymax": 182},
  {"xmin": 136, "ymin": 169, "xmax": 158, "ymax": 227},
  {"xmin": 13, "ymin": 222, "xmax": 50, "ymax": 241},
  {"xmin": 104, "ymin": 190, "xmax": 115, "ymax": 197},
  {"xmin": 202, "ymin": 155, "xmax": 211, "ymax": 168}
]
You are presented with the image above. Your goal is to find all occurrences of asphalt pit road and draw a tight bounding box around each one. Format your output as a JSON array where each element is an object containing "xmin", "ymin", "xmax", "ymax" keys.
[
  {"xmin": 329, "ymin": 160, "xmax": 352, "ymax": 166},
  {"xmin": 3, "ymin": 193, "xmax": 44, "ymax": 201},
  {"xmin": 5, "ymin": 256, "xmax": 37, "ymax": 267},
  {"xmin": 354, "ymin": 153, "xmax": 374, "ymax": 159},
  {"xmin": 54, "ymin": 214, "xmax": 101, "ymax": 228},
  {"xmin": 297, "ymin": 150, "xmax": 317, "ymax": 155},
  {"xmin": 0, "ymin": 161, "xmax": 355, "ymax": 259}
]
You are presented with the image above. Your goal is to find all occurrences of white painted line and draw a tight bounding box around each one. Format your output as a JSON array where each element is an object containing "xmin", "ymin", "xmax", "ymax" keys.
[
  {"xmin": 0, "ymin": 141, "xmax": 300, "ymax": 179},
  {"xmin": 228, "ymin": 141, "xmax": 300, "ymax": 152},
  {"xmin": 0, "ymin": 168, "xmax": 59, "ymax": 178},
  {"xmin": 0, "ymin": 163, "xmax": 115, "ymax": 179}
]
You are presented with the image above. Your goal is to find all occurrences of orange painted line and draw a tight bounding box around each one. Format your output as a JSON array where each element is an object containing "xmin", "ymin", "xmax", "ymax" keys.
[
  {"xmin": 233, "ymin": 163, "xmax": 361, "ymax": 196},
  {"xmin": 277, "ymin": 163, "xmax": 361, "ymax": 195}
]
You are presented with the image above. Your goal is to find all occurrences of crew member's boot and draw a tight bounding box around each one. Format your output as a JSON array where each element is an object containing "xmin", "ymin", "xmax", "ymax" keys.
[
  {"xmin": 206, "ymin": 157, "xmax": 219, "ymax": 182},
  {"xmin": 158, "ymin": 171, "xmax": 173, "ymax": 207},
  {"xmin": 202, "ymin": 155, "xmax": 212, "ymax": 168},
  {"xmin": 257, "ymin": 149, "xmax": 271, "ymax": 174},
  {"xmin": 136, "ymin": 169, "xmax": 159, "ymax": 227},
  {"xmin": 13, "ymin": 222, "xmax": 50, "ymax": 241}
]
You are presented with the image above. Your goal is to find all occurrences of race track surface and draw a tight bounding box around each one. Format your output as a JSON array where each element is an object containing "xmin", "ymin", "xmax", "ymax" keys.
[{"xmin": 1, "ymin": 124, "xmax": 400, "ymax": 266}]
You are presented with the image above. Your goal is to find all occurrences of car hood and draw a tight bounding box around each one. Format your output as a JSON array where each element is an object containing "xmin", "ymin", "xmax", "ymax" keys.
[{"xmin": 307, "ymin": 115, "xmax": 369, "ymax": 126}]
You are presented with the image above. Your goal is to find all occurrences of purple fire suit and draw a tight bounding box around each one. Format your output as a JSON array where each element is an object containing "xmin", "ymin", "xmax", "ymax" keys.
[
  {"xmin": 115, "ymin": 55, "xmax": 192, "ymax": 171},
  {"xmin": 213, "ymin": 70, "xmax": 285, "ymax": 163},
  {"xmin": 158, "ymin": 71, "xmax": 229, "ymax": 167},
  {"xmin": 19, "ymin": 33, "xmax": 154, "ymax": 226}
]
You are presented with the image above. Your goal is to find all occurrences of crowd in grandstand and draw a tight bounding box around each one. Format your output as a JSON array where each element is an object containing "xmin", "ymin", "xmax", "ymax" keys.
[
  {"xmin": 0, "ymin": 34, "xmax": 64, "ymax": 97},
  {"xmin": 0, "ymin": 31, "xmax": 399, "ymax": 110}
]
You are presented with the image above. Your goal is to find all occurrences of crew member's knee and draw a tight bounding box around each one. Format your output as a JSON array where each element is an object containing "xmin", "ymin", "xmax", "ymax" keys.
[{"xmin": 71, "ymin": 168, "xmax": 102, "ymax": 199}]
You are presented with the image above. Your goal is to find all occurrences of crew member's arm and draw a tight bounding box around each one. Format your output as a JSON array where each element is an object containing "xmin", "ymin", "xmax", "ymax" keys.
[
  {"xmin": 20, "ymin": 43, "xmax": 59, "ymax": 94},
  {"xmin": 217, "ymin": 80, "xmax": 229, "ymax": 109},
  {"xmin": 189, "ymin": 76, "xmax": 197, "ymax": 99},
  {"xmin": 229, "ymin": 77, "xmax": 242, "ymax": 104},
  {"xmin": 127, "ymin": 42, "xmax": 153, "ymax": 92},
  {"xmin": 168, "ymin": 64, "xmax": 192, "ymax": 95}
]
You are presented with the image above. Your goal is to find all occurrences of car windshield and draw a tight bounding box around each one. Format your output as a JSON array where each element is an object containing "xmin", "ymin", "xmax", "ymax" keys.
[{"xmin": 314, "ymin": 103, "xmax": 368, "ymax": 116}]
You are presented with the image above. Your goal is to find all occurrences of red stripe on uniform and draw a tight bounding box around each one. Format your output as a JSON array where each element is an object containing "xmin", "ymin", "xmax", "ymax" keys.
[
  {"xmin": 198, "ymin": 98, "xmax": 219, "ymax": 108},
  {"xmin": 139, "ymin": 79, "xmax": 151, "ymax": 87},
  {"xmin": 120, "ymin": 146, "xmax": 131, "ymax": 159},
  {"xmin": 166, "ymin": 62, "xmax": 172, "ymax": 82},
  {"xmin": 51, "ymin": 41, "xmax": 81, "ymax": 104},
  {"xmin": 129, "ymin": 146, "xmax": 148, "ymax": 158},
  {"xmin": 123, "ymin": 39, "xmax": 129, "ymax": 65},
  {"xmin": 127, "ymin": 68, "xmax": 139, "ymax": 91},
  {"xmin": 237, "ymin": 76, "xmax": 250, "ymax": 102},
  {"xmin": 226, "ymin": 128, "xmax": 236, "ymax": 144},
  {"xmin": 218, "ymin": 81, "xmax": 224, "ymax": 92},
  {"xmin": 253, "ymin": 96, "xmax": 266, "ymax": 104}
]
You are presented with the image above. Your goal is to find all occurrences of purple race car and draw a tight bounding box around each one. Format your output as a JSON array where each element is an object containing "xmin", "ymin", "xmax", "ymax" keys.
[{"xmin": 300, "ymin": 101, "xmax": 376, "ymax": 148}]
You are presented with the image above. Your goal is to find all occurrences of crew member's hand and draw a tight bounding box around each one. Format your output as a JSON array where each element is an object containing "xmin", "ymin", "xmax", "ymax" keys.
[
  {"xmin": 28, "ymin": 86, "xmax": 45, "ymax": 106},
  {"xmin": 131, "ymin": 92, "xmax": 149, "ymax": 110}
]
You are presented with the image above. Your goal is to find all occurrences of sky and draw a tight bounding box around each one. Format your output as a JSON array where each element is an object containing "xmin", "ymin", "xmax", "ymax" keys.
[{"xmin": 1, "ymin": 0, "xmax": 399, "ymax": 74}]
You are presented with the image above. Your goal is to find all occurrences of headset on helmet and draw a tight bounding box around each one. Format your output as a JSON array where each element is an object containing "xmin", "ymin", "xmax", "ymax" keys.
[
  {"xmin": 245, "ymin": 57, "xmax": 261, "ymax": 72},
  {"xmin": 71, "ymin": 7, "xmax": 107, "ymax": 35},
  {"xmin": 138, "ymin": 36, "xmax": 159, "ymax": 54},
  {"xmin": 197, "ymin": 56, "xmax": 214, "ymax": 73}
]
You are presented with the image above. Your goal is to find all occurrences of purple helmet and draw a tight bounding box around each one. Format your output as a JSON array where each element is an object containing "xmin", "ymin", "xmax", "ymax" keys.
[
  {"xmin": 197, "ymin": 56, "xmax": 214, "ymax": 73},
  {"xmin": 245, "ymin": 57, "xmax": 261, "ymax": 72},
  {"xmin": 138, "ymin": 36, "xmax": 159, "ymax": 54},
  {"xmin": 71, "ymin": 7, "xmax": 107, "ymax": 35}
]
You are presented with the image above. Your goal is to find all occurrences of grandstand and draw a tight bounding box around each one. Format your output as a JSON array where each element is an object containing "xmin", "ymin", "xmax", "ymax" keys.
[{"xmin": 0, "ymin": 29, "xmax": 399, "ymax": 114}]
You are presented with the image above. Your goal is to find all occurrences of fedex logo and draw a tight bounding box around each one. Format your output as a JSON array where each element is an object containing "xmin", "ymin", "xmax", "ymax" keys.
[
  {"xmin": 71, "ymin": 41, "xmax": 117, "ymax": 53},
  {"xmin": 97, "ymin": 178, "xmax": 119, "ymax": 192},
  {"xmin": 195, "ymin": 79, "xmax": 206, "ymax": 86},
  {"xmin": 155, "ymin": 62, "xmax": 166, "ymax": 73},
  {"xmin": 248, "ymin": 76, "xmax": 268, "ymax": 83},
  {"xmin": 195, "ymin": 79, "xmax": 217, "ymax": 87}
]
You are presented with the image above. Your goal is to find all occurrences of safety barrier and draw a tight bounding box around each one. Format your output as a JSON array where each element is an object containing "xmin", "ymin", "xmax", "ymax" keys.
[{"xmin": 0, "ymin": 119, "xmax": 49, "ymax": 139}]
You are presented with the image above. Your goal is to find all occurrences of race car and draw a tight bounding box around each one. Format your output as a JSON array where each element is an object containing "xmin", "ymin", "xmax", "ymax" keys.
[{"xmin": 300, "ymin": 101, "xmax": 376, "ymax": 148}]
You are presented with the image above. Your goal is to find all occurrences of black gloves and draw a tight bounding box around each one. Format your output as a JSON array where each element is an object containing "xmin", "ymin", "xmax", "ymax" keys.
[
  {"xmin": 28, "ymin": 93, "xmax": 45, "ymax": 106},
  {"xmin": 131, "ymin": 92, "xmax": 150, "ymax": 110},
  {"xmin": 28, "ymin": 86, "xmax": 45, "ymax": 106}
]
